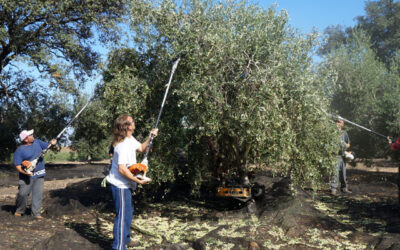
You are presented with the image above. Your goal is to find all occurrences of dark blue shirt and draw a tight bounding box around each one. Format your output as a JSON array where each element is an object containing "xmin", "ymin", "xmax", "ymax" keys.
[
  {"xmin": 13, "ymin": 139, "xmax": 48, "ymax": 179},
  {"xmin": 338, "ymin": 130, "xmax": 350, "ymax": 156}
]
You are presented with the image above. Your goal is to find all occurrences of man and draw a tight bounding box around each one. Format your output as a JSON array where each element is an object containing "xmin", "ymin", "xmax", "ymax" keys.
[
  {"xmin": 388, "ymin": 135, "xmax": 400, "ymax": 207},
  {"xmin": 13, "ymin": 129, "xmax": 57, "ymax": 219},
  {"xmin": 106, "ymin": 115, "xmax": 158, "ymax": 250},
  {"xmin": 331, "ymin": 119, "xmax": 351, "ymax": 195}
]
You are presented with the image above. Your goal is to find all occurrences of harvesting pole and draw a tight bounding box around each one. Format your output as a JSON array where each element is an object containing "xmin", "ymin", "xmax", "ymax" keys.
[
  {"xmin": 332, "ymin": 114, "xmax": 388, "ymax": 139},
  {"xmin": 132, "ymin": 56, "xmax": 182, "ymax": 181}
]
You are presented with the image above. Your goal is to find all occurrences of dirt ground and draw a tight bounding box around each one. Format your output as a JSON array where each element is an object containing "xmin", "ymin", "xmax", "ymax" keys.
[{"xmin": 0, "ymin": 159, "xmax": 400, "ymax": 249}]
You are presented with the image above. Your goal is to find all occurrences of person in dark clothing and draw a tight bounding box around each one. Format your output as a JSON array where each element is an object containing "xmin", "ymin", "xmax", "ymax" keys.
[
  {"xmin": 13, "ymin": 129, "xmax": 57, "ymax": 219},
  {"xmin": 109, "ymin": 144, "xmax": 114, "ymax": 158},
  {"xmin": 331, "ymin": 119, "xmax": 351, "ymax": 195},
  {"xmin": 103, "ymin": 144, "xmax": 115, "ymax": 176}
]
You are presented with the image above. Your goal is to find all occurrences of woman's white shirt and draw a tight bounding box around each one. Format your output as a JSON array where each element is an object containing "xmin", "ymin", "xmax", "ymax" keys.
[{"xmin": 106, "ymin": 136, "xmax": 141, "ymax": 189}]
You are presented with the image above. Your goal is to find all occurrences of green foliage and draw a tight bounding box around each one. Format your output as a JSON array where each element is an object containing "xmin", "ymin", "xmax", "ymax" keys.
[
  {"xmin": 101, "ymin": 0, "xmax": 338, "ymax": 190},
  {"xmin": 356, "ymin": 0, "xmax": 400, "ymax": 66},
  {"xmin": 1, "ymin": 92, "xmax": 74, "ymax": 160},
  {"xmin": 44, "ymin": 150, "xmax": 78, "ymax": 162},
  {"xmin": 325, "ymin": 30, "xmax": 400, "ymax": 157},
  {"xmin": 71, "ymin": 98, "xmax": 113, "ymax": 161},
  {"xmin": 0, "ymin": 121, "xmax": 17, "ymax": 161},
  {"xmin": 100, "ymin": 47, "xmax": 184, "ymax": 184},
  {"xmin": 319, "ymin": 0, "xmax": 400, "ymax": 158},
  {"xmin": 75, "ymin": 138, "xmax": 110, "ymax": 161},
  {"xmin": 318, "ymin": 25, "xmax": 351, "ymax": 56},
  {"xmin": 0, "ymin": 0, "xmax": 127, "ymax": 81},
  {"xmin": 24, "ymin": 94, "xmax": 72, "ymax": 142}
]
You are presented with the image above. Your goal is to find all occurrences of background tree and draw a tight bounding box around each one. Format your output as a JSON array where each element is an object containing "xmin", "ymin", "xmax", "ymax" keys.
[
  {"xmin": 356, "ymin": 0, "xmax": 400, "ymax": 66},
  {"xmin": 101, "ymin": 0, "xmax": 339, "ymax": 191},
  {"xmin": 320, "ymin": 0, "xmax": 400, "ymax": 67},
  {"xmin": 325, "ymin": 30, "xmax": 400, "ymax": 158},
  {"xmin": 318, "ymin": 0, "xmax": 400, "ymax": 159},
  {"xmin": 0, "ymin": 0, "xmax": 127, "ymax": 160},
  {"xmin": 317, "ymin": 25, "xmax": 351, "ymax": 55},
  {"xmin": 72, "ymin": 97, "xmax": 112, "ymax": 161}
]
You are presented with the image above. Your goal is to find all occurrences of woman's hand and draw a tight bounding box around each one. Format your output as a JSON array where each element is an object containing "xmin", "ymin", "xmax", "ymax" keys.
[
  {"xmin": 150, "ymin": 128, "xmax": 158, "ymax": 138},
  {"xmin": 138, "ymin": 179, "xmax": 152, "ymax": 185}
]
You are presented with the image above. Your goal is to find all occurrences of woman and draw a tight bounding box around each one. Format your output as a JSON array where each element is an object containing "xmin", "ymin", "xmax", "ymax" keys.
[{"xmin": 106, "ymin": 115, "xmax": 158, "ymax": 250}]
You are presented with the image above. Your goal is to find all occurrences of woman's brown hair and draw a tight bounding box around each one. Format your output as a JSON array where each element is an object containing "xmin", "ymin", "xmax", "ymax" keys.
[{"xmin": 112, "ymin": 115, "xmax": 133, "ymax": 146}]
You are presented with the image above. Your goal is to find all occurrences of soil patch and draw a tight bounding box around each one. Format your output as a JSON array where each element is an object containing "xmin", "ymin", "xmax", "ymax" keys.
[{"xmin": 0, "ymin": 160, "xmax": 400, "ymax": 249}]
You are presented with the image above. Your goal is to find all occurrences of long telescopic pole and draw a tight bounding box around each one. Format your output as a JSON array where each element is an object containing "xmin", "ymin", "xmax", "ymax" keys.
[
  {"xmin": 43, "ymin": 98, "xmax": 93, "ymax": 154},
  {"xmin": 24, "ymin": 98, "xmax": 92, "ymax": 174},
  {"xmin": 131, "ymin": 57, "xmax": 181, "ymax": 181},
  {"xmin": 143, "ymin": 57, "xmax": 181, "ymax": 160},
  {"xmin": 334, "ymin": 114, "xmax": 387, "ymax": 139}
]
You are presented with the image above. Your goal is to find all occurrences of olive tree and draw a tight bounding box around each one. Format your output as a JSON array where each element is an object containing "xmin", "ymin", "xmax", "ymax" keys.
[{"xmin": 102, "ymin": 0, "xmax": 338, "ymax": 191}]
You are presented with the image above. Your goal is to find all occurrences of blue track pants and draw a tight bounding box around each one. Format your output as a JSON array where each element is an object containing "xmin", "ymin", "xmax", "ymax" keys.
[{"xmin": 110, "ymin": 185, "xmax": 133, "ymax": 250}]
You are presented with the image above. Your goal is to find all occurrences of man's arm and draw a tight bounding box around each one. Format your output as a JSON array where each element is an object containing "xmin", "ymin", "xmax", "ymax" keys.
[
  {"xmin": 36, "ymin": 138, "xmax": 56, "ymax": 149},
  {"xmin": 14, "ymin": 149, "xmax": 32, "ymax": 176},
  {"xmin": 118, "ymin": 164, "xmax": 150, "ymax": 185},
  {"xmin": 345, "ymin": 131, "xmax": 350, "ymax": 148}
]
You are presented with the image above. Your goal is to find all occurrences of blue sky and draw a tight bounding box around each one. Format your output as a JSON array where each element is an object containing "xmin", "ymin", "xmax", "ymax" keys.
[{"xmin": 259, "ymin": 0, "xmax": 367, "ymax": 34}]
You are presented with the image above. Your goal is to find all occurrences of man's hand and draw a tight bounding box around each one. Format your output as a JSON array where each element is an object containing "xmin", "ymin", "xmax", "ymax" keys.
[
  {"xmin": 16, "ymin": 165, "xmax": 33, "ymax": 176},
  {"xmin": 50, "ymin": 139, "xmax": 57, "ymax": 146},
  {"xmin": 388, "ymin": 136, "xmax": 393, "ymax": 144}
]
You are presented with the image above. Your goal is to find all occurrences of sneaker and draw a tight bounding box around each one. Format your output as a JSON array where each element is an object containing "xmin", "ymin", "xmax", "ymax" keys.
[
  {"xmin": 331, "ymin": 190, "xmax": 337, "ymax": 196},
  {"xmin": 342, "ymin": 188, "xmax": 352, "ymax": 194},
  {"xmin": 34, "ymin": 215, "xmax": 44, "ymax": 220},
  {"xmin": 14, "ymin": 212, "xmax": 22, "ymax": 217}
]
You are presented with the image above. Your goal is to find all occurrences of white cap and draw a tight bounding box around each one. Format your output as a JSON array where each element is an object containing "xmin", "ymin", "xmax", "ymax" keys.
[{"xmin": 19, "ymin": 129, "xmax": 34, "ymax": 141}]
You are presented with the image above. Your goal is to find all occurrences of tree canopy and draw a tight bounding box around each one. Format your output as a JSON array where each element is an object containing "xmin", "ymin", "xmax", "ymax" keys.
[
  {"xmin": 356, "ymin": 0, "xmax": 400, "ymax": 66},
  {"xmin": 0, "ymin": 0, "xmax": 127, "ymax": 159},
  {"xmin": 6, "ymin": 0, "xmax": 399, "ymax": 194},
  {"xmin": 98, "ymin": 0, "xmax": 339, "ymax": 191}
]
